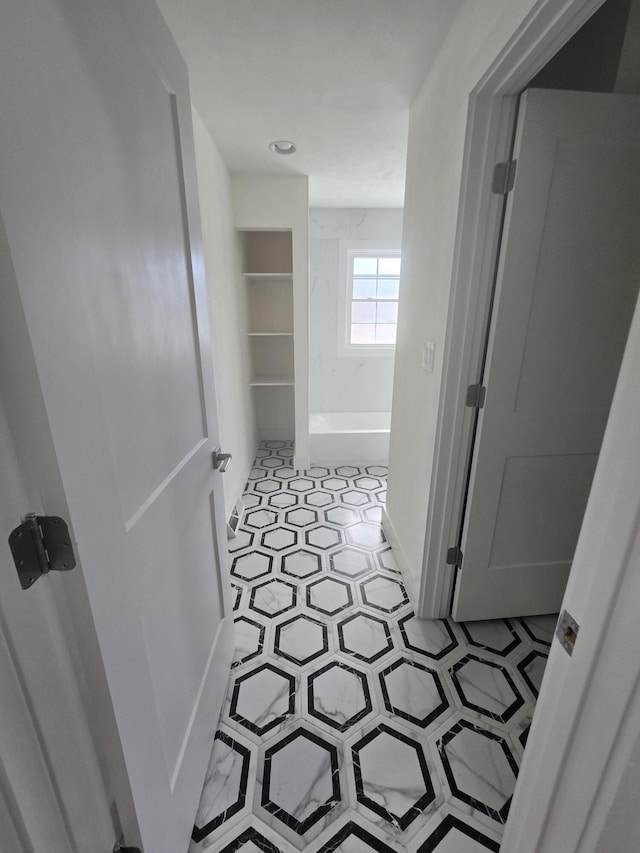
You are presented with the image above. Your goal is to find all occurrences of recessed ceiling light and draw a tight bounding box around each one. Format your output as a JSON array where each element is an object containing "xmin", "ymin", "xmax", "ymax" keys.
[{"xmin": 269, "ymin": 140, "xmax": 296, "ymax": 155}]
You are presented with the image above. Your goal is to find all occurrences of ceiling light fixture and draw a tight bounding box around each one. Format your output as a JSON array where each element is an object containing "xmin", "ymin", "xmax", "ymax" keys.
[{"xmin": 269, "ymin": 140, "xmax": 296, "ymax": 155}]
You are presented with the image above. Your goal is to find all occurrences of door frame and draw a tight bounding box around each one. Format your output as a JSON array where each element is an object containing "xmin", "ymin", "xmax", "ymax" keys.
[
  {"xmin": 418, "ymin": 0, "xmax": 607, "ymax": 620},
  {"xmin": 418, "ymin": 0, "xmax": 640, "ymax": 849}
]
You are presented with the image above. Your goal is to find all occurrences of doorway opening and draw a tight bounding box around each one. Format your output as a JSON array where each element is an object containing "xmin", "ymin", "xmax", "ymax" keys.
[
  {"xmin": 308, "ymin": 209, "xmax": 403, "ymax": 468},
  {"xmin": 420, "ymin": 0, "xmax": 640, "ymax": 623}
]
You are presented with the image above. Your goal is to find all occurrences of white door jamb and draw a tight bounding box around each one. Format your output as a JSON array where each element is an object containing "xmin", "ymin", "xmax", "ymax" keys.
[{"xmin": 417, "ymin": 0, "xmax": 606, "ymax": 620}]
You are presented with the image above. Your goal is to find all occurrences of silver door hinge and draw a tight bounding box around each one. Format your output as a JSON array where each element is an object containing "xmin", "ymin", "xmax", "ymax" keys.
[
  {"xmin": 492, "ymin": 159, "xmax": 517, "ymax": 194},
  {"xmin": 446, "ymin": 546, "xmax": 463, "ymax": 567},
  {"xmin": 466, "ymin": 383, "xmax": 486, "ymax": 409},
  {"xmin": 8, "ymin": 514, "xmax": 76, "ymax": 590}
]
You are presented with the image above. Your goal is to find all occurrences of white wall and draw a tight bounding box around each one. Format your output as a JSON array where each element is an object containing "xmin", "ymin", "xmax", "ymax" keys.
[
  {"xmin": 192, "ymin": 110, "xmax": 256, "ymax": 519},
  {"xmin": 232, "ymin": 176, "xmax": 310, "ymax": 468},
  {"xmin": 386, "ymin": 0, "xmax": 582, "ymax": 576},
  {"xmin": 309, "ymin": 209, "xmax": 402, "ymax": 414}
]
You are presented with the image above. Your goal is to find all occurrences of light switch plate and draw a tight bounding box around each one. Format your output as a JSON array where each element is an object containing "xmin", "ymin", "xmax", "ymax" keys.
[{"xmin": 422, "ymin": 342, "xmax": 435, "ymax": 372}]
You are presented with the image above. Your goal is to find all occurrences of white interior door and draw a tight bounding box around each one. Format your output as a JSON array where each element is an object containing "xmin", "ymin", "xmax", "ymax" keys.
[
  {"xmin": 0, "ymin": 392, "xmax": 115, "ymax": 853},
  {"xmin": 453, "ymin": 88, "xmax": 640, "ymax": 621},
  {"xmin": 0, "ymin": 2, "xmax": 234, "ymax": 851}
]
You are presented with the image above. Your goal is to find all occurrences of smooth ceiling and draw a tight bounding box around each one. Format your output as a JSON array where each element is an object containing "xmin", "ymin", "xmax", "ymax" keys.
[{"xmin": 155, "ymin": 0, "xmax": 464, "ymax": 207}]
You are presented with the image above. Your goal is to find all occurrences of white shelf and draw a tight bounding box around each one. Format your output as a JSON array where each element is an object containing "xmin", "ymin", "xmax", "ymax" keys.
[
  {"xmin": 247, "ymin": 331, "xmax": 294, "ymax": 337},
  {"xmin": 243, "ymin": 272, "xmax": 293, "ymax": 283},
  {"xmin": 250, "ymin": 375, "xmax": 295, "ymax": 387}
]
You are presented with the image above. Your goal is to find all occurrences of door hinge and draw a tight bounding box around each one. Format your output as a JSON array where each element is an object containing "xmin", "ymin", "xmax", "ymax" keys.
[
  {"xmin": 466, "ymin": 383, "xmax": 486, "ymax": 409},
  {"xmin": 492, "ymin": 159, "xmax": 517, "ymax": 194},
  {"xmin": 446, "ymin": 546, "xmax": 463, "ymax": 567},
  {"xmin": 8, "ymin": 514, "xmax": 76, "ymax": 590}
]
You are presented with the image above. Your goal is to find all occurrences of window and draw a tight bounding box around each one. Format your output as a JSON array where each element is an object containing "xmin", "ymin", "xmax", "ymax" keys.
[
  {"xmin": 349, "ymin": 253, "xmax": 401, "ymax": 346},
  {"xmin": 338, "ymin": 241, "xmax": 402, "ymax": 356}
]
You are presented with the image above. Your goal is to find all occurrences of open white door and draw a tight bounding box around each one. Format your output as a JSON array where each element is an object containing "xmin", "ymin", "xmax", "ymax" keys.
[
  {"xmin": 0, "ymin": 391, "xmax": 115, "ymax": 853},
  {"xmin": 0, "ymin": 2, "xmax": 234, "ymax": 851},
  {"xmin": 453, "ymin": 88, "xmax": 640, "ymax": 621}
]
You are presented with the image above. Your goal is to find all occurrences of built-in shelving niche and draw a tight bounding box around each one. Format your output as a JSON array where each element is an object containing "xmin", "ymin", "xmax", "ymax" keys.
[{"xmin": 241, "ymin": 230, "xmax": 295, "ymax": 441}]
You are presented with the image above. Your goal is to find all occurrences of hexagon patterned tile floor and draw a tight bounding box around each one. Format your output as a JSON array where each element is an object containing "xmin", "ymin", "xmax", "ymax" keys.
[{"xmin": 189, "ymin": 442, "xmax": 554, "ymax": 853}]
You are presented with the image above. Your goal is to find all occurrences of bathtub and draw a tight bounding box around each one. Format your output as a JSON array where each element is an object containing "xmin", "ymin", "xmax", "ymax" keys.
[{"xmin": 309, "ymin": 411, "xmax": 391, "ymax": 465}]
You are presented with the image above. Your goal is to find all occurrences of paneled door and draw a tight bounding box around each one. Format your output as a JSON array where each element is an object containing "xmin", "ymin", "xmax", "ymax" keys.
[
  {"xmin": 0, "ymin": 1, "xmax": 234, "ymax": 850},
  {"xmin": 0, "ymin": 387, "xmax": 116, "ymax": 853},
  {"xmin": 453, "ymin": 89, "xmax": 640, "ymax": 621}
]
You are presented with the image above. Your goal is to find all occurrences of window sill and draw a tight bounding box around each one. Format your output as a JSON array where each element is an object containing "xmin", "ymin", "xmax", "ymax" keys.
[{"xmin": 338, "ymin": 345, "xmax": 396, "ymax": 359}]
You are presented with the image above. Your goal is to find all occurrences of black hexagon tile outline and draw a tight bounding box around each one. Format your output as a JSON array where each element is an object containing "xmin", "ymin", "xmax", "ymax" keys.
[
  {"xmin": 449, "ymin": 654, "xmax": 525, "ymax": 724},
  {"xmin": 249, "ymin": 578, "xmax": 298, "ymax": 619},
  {"xmin": 351, "ymin": 723, "xmax": 436, "ymax": 831},
  {"xmin": 329, "ymin": 546, "xmax": 373, "ymax": 579},
  {"xmin": 518, "ymin": 614, "xmax": 556, "ymax": 647},
  {"xmin": 306, "ymin": 576, "xmax": 354, "ymax": 617},
  {"xmin": 398, "ymin": 612, "xmax": 458, "ymax": 661},
  {"xmin": 359, "ymin": 573, "xmax": 410, "ymax": 614},
  {"xmin": 274, "ymin": 614, "xmax": 329, "ymax": 666},
  {"xmin": 281, "ymin": 548, "xmax": 323, "ymax": 580},
  {"xmin": 517, "ymin": 649, "xmax": 549, "ymax": 698},
  {"xmin": 231, "ymin": 615, "xmax": 266, "ymax": 669},
  {"xmin": 379, "ymin": 657, "xmax": 449, "ymax": 729},
  {"xmin": 261, "ymin": 726, "xmax": 342, "ymax": 835},
  {"xmin": 337, "ymin": 611, "xmax": 394, "ymax": 664},
  {"xmin": 218, "ymin": 826, "xmax": 284, "ymax": 853},
  {"xmin": 317, "ymin": 820, "xmax": 397, "ymax": 852},
  {"xmin": 437, "ymin": 719, "xmax": 519, "ymax": 822},
  {"xmin": 229, "ymin": 663, "xmax": 296, "ymax": 736},
  {"xmin": 307, "ymin": 661, "xmax": 373, "ymax": 733},
  {"xmin": 460, "ymin": 619, "xmax": 521, "ymax": 657},
  {"xmin": 191, "ymin": 730, "xmax": 250, "ymax": 843},
  {"xmin": 417, "ymin": 814, "xmax": 500, "ymax": 852},
  {"xmin": 231, "ymin": 550, "xmax": 274, "ymax": 582}
]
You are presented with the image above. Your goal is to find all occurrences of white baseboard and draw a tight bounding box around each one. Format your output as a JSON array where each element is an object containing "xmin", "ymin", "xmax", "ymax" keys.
[
  {"xmin": 257, "ymin": 428, "xmax": 294, "ymax": 442},
  {"xmin": 293, "ymin": 454, "xmax": 310, "ymax": 471},
  {"xmin": 227, "ymin": 457, "xmax": 253, "ymax": 526},
  {"xmin": 382, "ymin": 506, "xmax": 420, "ymax": 607}
]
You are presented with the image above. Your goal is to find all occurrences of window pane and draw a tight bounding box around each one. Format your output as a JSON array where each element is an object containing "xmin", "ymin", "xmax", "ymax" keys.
[
  {"xmin": 376, "ymin": 323, "xmax": 397, "ymax": 344},
  {"xmin": 353, "ymin": 257, "xmax": 377, "ymax": 275},
  {"xmin": 377, "ymin": 302, "xmax": 398, "ymax": 323},
  {"xmin": 353, "ymin": 278, "xmax": 377, "ymax": 299},
  {"xmin": 352, "ymin": 301, "xmax": 376, "ymax": 323},
  {"xmin": 377, "ymin": 279, "xmax": 400, "ymax": 299},
  {"xmin": 351, "ymin": 324, "xmax": 376, "ymax": 344},
  {"xmin": 378, "ymin": 256, "xmax": 401, "ymax": 275}
]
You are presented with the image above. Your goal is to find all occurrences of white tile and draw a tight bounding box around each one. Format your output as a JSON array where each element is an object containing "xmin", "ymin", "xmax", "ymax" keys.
[{"xmin": 189, "ymin": 445, "xmax": 545, "ymax": 851}]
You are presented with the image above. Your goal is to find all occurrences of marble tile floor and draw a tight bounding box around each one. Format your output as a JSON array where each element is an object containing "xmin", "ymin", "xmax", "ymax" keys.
[{"xmin": 189, "ymin": 442, "xmax": 557, "ymax": 853}]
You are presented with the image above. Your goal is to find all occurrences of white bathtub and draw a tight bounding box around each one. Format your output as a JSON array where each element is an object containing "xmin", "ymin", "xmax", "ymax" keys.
[{"xmin": 309, "ymin": 411, "xmax": 391, "ymax": 465}]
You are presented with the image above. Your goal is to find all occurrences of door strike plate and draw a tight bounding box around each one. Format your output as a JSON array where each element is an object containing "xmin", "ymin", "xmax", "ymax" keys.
[{"xmin": 555, "ymin": 609, "xmax": 579, "ymax": 656}]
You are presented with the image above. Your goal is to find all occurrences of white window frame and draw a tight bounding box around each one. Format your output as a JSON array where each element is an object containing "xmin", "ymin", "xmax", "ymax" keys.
[{"xmin": 337, "ymin": 239, "xmax": 402, "ymax": 358}]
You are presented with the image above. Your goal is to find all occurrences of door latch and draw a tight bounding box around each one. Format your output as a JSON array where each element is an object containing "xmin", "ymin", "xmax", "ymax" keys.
[
  {"xmin": 8, "ymin": 514, "xmax": 76, "ymax": 590},
  {"xmin": 212, "ymin": 447, "xmax": 232, "ymax": 473},
  {"xmin": 556, "ymin": 610, "xmax": 579, "ymax": 656}
]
